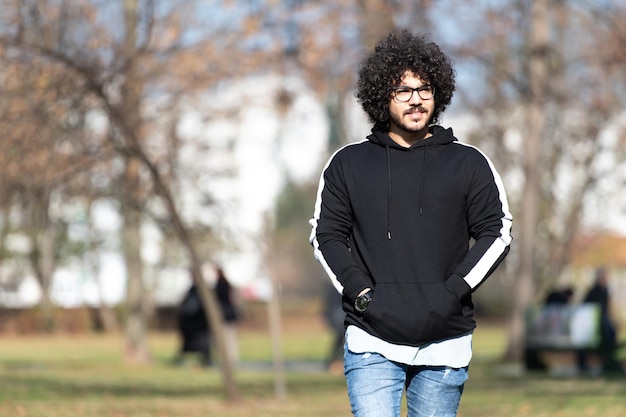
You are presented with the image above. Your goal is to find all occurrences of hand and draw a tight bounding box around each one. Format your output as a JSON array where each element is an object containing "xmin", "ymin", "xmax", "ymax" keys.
[
  {"xmin": 354, "ymin": 289, "xmax": 373, "ymax": 313},
  {"xmin": 357, "ymin": 288, "xmax": 372, "ymax": 297}
]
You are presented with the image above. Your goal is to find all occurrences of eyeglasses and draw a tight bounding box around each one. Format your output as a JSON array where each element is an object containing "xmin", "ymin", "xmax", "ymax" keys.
[{"xmin": 391, "ymin": 85, "xmax": 435, "ymax": 102}]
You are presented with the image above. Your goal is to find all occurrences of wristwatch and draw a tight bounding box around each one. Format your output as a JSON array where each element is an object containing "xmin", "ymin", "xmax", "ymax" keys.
[{"xmin": 354, "ymin": 290, "xmax": 373, "ymax": 313}]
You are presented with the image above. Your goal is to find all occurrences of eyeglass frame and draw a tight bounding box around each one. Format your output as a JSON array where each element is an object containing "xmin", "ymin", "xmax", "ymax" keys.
[{"xmin": 391, "ymin": 85, "xmax": 435, "ymax": 102}]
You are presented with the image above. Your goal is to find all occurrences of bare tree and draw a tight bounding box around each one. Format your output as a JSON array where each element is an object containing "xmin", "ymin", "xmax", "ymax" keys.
[
  {"xmin": 506, "ymin": 0, "xmax": 549, "ymax": 362},
  {"xmin": 0, "ymin": 0, "xmax": 282, "ymax": 399},
  {"xmin": 0, "ymin": 38, "xmax": 108, "ymax": 329},
  {"xmin": 444, "ymin": 0, "xmax": 626, "ymax": 362}
]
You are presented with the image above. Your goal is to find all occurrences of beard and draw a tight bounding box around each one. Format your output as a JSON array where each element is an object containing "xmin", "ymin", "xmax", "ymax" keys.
[{"xmin": 389, "ymin": 106, "xmax": 432, "ymax": 133}]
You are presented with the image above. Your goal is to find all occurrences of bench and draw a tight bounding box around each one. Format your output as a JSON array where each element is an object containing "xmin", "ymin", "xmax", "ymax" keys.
[{"xmin": 524, "ymin": 303, "xmax": 602, "ymax": 371}]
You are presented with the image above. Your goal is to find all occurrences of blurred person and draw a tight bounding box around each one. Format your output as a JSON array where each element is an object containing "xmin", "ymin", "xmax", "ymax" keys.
[
  {"xmin": 323, "ymin": 280, "xmax": 346, "ymax": 373},
  {"xmin": 174, "ymin": 280, "xmax": 212, "ymax": 367},
  {"xmin": 544, "ymin": 287, "xmax": 574, "ymax": 305},
  {"xmin": 309, "ymin": 30, "xmax": 512, "ymax": 417},
  {"xmin": 525, "ymin": 286, "xmax": 575, "ymax": 371},
  {"xmin": 214, "ymin": 265, "xmax": 242, "ymax": 364},
  {"xmin": 577, "ymin": 267, "xmax": 622, "ymax": 375}
]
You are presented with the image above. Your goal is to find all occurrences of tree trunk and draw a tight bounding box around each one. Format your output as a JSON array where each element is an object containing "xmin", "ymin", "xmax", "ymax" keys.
[
  {"xmin": 122, "ymin": 199, "xmax": 151, "ymax": 363},
  {"xmin": 38, "ymin": 219, "xmax": 56, "ymax": 332},
  {"xmin": 121, "ymin": 0, "xmax": 151, "ymax": 363},
  {"xmin": 264, "ymin": 223, "xmax": 287, "ymax": 400},
  {"xmin": 186, "ymin": 233, "xmax": 240, "ymax": 401},
  {"xmin": 357, "ymin": 0, "xmax": 395, "ymax": 49},
  {"xmin": 504, "ymin": 0, "xmax": 549, "ymax": 363},
  {"xmin": 85, "ymin": 199, "xmax": 120, "ymax": 333},
  {"xmin": 27, "ymin": 191, "xmax": 56, "ymax": 332}
]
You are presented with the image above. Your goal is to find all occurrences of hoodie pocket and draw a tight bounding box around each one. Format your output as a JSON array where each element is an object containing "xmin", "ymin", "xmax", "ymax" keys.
[{"xmin": 363, "ymin": 282, "xmax": 464, "ymax": 345}]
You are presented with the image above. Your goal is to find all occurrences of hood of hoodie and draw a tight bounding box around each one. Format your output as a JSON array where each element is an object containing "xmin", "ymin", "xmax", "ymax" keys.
[
  {"xmin": 367, "ymin": 122, "xmax": 456, "ymax": 149},
  {"xmin": 366, "ymin": 123, "xmax": 457, "ymax": 238}
]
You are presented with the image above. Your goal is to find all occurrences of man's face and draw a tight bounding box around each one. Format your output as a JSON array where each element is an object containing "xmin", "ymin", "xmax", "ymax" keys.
[{"xmin": 388, "ymin": 71, "xmax": 435, "ymax": 137}]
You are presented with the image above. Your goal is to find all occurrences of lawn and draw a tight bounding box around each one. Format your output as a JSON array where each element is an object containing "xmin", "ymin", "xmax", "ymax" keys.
[{"xmin": 0, "ymin": 311, "xmax": 625, "ymax": 417}]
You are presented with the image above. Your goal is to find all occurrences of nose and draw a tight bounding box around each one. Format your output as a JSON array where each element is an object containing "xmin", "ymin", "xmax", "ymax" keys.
[{"xmin": 408, "ymin": 90, "xmax": 422, "ymax": 104}]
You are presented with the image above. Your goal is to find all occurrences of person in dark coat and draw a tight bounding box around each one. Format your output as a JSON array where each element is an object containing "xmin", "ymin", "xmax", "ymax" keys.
[
  {"xmin": 174, "ymin": 283, "xmax": 212, "ymax": 366},
  {"xmin": 544, "ymin": 287, "xmax": 574, "ymax": 305},
  {"xmin": 173, "ymin": 265, "xmax": 242, "ymax": 367},
  {"xmin": 577, "ymin": 267, "xmax": 622, "ymax": 374},
  {"xmin": 323, "ymin": 281, "xmax": 346, "ymax": 371},
  {"xmin": 214, "ymin": 266, "xmax": 241, "ymax": 364},
  {"xmin": 525, "ymin": 287, "xmax": 575, "ymax": 371},
  {"xmin": 215, "ymin": 266, "xmax": 239, "ymax": 324}
]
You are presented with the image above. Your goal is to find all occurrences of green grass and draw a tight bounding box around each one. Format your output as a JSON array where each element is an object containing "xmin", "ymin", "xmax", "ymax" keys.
[{"xmin": 0, "ymin": 319, "xmax": 625, "ymax": 417}]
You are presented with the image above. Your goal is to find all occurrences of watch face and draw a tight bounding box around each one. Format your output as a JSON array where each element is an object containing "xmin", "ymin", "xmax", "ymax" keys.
[{"xmin": 355, "ymin": 293, "xmax": 371, "ymax": 312}]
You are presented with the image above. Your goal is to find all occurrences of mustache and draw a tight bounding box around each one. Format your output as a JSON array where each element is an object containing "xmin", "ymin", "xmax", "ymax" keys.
[{"xmin": 404, "ymin": 105, "xmax": 426, "ymax": 114}]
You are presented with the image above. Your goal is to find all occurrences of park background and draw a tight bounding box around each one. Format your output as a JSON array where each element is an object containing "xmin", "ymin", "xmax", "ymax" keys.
[{"xmin": 1, "ymin": 0, "xmax": 626, "ymax": 415}]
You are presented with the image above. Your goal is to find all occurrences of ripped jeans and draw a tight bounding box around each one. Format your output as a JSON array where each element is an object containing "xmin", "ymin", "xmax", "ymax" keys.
[{"xmin": 344, "ymin": 348, "xmax": 468, "ymax": 417}]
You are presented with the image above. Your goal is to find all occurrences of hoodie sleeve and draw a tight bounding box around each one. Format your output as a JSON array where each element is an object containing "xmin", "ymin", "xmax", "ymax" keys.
[
  {"xmin": 445, "ymin": 150, "xmax": 513, "ymax": 300},
  {"xmin": 309, "ymin": 149, "xmax": 372, "ymax": 299}
]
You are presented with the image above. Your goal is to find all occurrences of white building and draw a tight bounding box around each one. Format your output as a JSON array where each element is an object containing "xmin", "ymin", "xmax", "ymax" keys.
[{"xmin": 0, "ymin": 73, "xmax": 329, "ymax": 308}]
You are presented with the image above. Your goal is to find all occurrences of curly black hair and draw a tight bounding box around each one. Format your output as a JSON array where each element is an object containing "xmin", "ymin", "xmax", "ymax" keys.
[{"xmin": 355, "ymin": 30, "xmax": 456, "ymax": 126}]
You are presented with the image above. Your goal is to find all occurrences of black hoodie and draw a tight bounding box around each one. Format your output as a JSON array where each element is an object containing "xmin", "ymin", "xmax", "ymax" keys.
[{"xmin": 310, "ymin": 125, "xmax": 513, "ymax": 346}]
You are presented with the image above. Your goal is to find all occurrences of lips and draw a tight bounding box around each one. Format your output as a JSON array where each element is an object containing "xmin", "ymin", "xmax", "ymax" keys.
[{"xmin": 405, "ymin": 108, "xmax": 425, "ymax": 121}]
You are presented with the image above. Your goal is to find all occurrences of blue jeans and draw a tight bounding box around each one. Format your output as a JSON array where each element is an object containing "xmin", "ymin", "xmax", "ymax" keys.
[{"xmin": 344, "ymin": 348, "xmax": 468, "ymax": 417}]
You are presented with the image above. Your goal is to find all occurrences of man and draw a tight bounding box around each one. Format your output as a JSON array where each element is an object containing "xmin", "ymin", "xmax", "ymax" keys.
[
  {"xmin": 577, "ymin": 267, "xmax": 621, "ymax": 374},
  {"xmin": 309, "ymin": 30, "xmax": 513, "ymax": 417}
]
